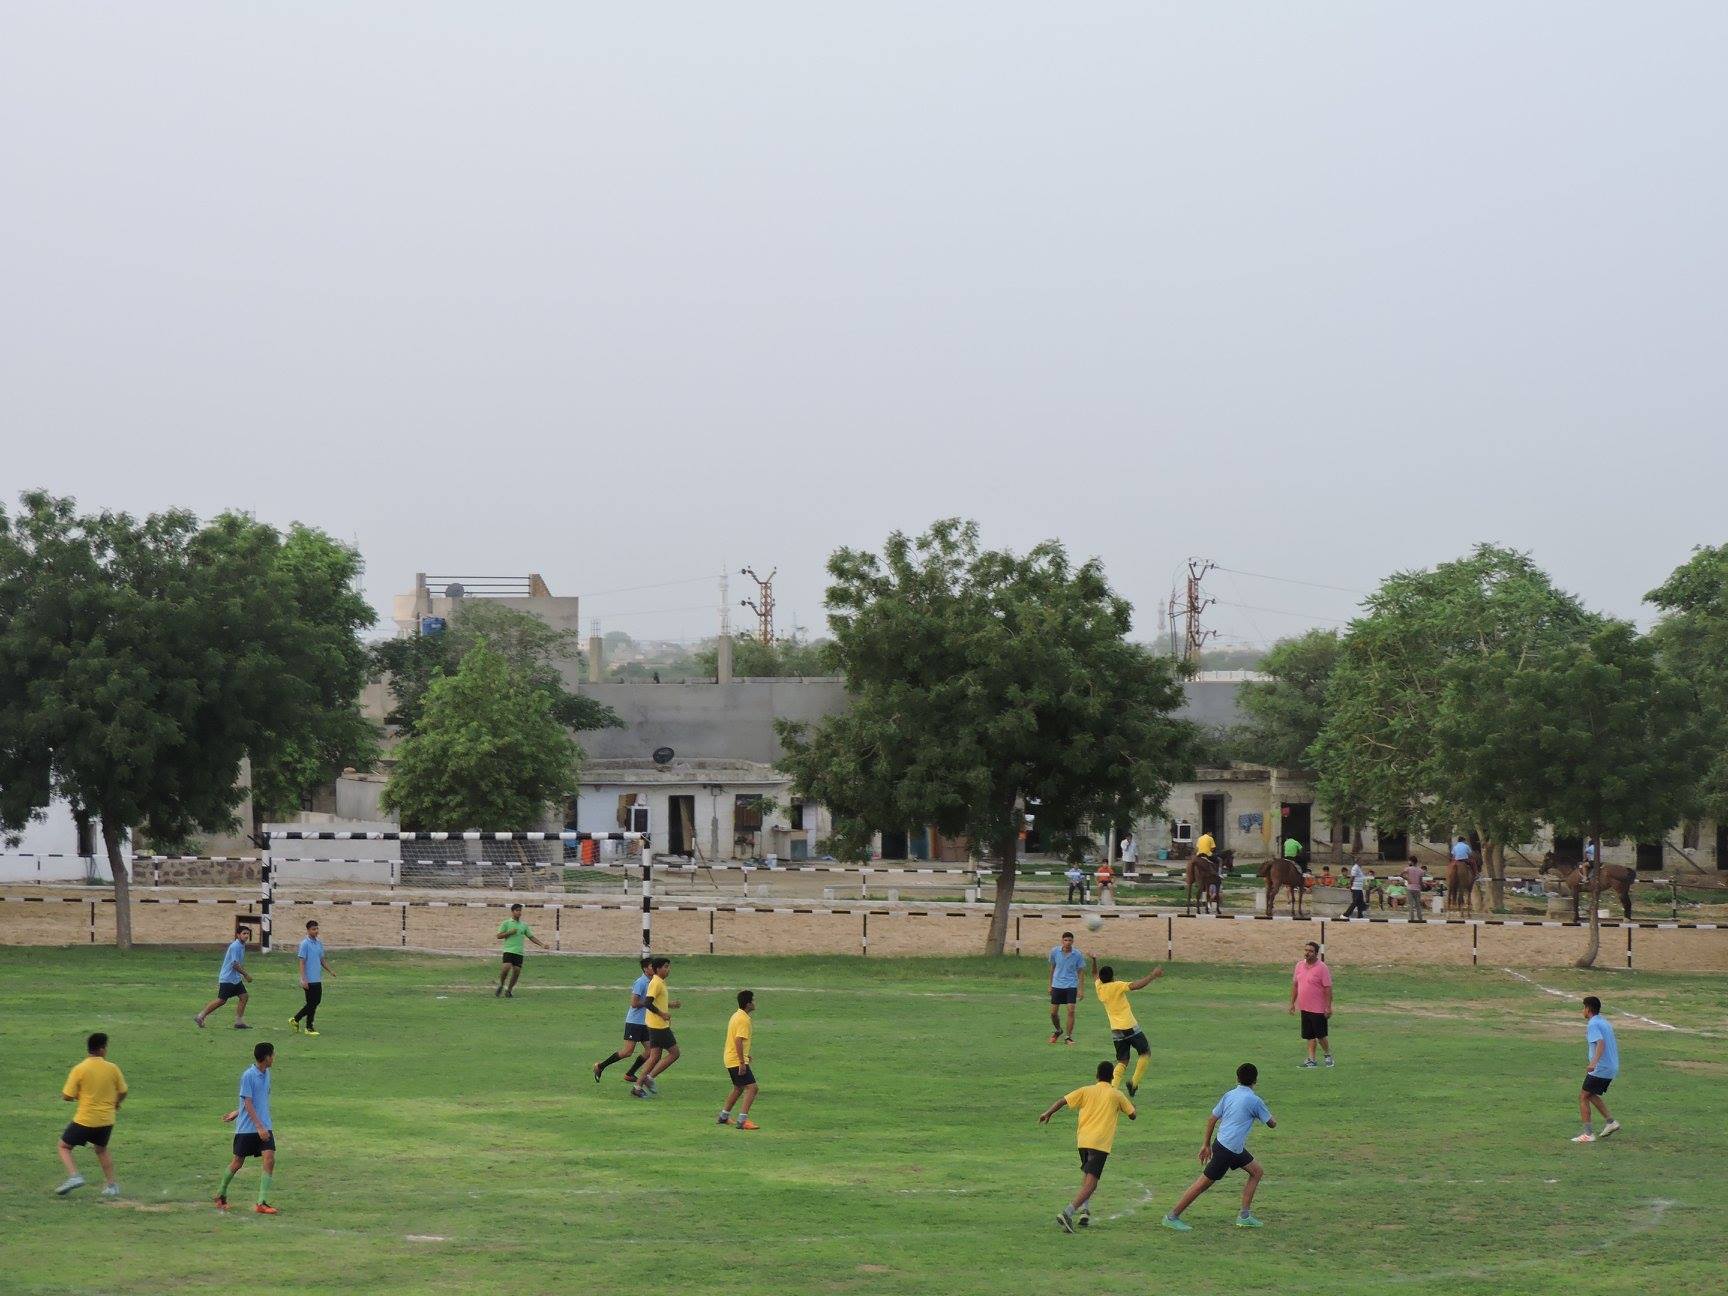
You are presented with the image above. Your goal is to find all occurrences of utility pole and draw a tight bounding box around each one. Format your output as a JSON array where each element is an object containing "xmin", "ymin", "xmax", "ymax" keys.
[
  {"xmin": 740, "ymin": 567, "xmax": 776, "ymax": 646},
  {"xmin": 1183, "ymin": 558, "xmax": 1217, "ymax": 665}
]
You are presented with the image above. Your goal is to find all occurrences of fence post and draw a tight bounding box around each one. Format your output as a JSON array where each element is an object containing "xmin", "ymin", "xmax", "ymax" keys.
[
  {"xmin": 640, "ymin": 850, "xmax": 653, "ymax": 956},
  {"xmin": 259, "ymin": 851, "xmax": 274, "ymax": 954}
]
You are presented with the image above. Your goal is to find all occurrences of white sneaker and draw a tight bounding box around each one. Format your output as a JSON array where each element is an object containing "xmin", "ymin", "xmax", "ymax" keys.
[
  {"xmin": 55, "ymin": 1175, "xmax": 85, "ymax": 1195},
  {"xmin": 1571, "ymin": 1132, "xmax": 1596, "ymax": 1143},
  {"xmin": 1324, "ymin": 1055, "xmax": 1336, "ymax": 1068},
  {"xmin": 1600, "ymin": 1120, "xmax": 1621, "ymax": 1138},
  {"xmin": 101, "ymin": 1184, "xmax": 120, "ymax": 1198}
]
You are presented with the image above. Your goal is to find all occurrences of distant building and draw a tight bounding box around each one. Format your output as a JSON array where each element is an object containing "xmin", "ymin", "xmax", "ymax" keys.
[{"xmin": 391, "ymin": 572, "xmax": 580, "ymax": 640}]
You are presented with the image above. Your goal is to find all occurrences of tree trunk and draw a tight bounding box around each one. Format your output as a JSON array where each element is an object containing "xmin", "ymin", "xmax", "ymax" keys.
[
  {"xmin": 984, "ymin": 829, "xmax": 1018, "ymax": 956},
  {"xmin": 102, "ymin": 818, "xmax": 133, "ymax": 951},
  {"xmin": 1485, "ymin": 840, "xmax": 1505, "ymax": 912},
  {"xmin": 1575, "ymin": 826, "xmax": 1602, "ymax": 969}
]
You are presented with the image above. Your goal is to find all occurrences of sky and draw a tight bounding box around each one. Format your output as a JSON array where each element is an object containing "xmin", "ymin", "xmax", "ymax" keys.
[{"xmin": 3, "ymin": 3, "xmax": 1724, "ymax": 648}]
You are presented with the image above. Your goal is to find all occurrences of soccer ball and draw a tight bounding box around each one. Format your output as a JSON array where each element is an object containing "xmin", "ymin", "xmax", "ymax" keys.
[{"xmin": 1085, "ymin": 915, "xmax": 1104, "ymax": 932}]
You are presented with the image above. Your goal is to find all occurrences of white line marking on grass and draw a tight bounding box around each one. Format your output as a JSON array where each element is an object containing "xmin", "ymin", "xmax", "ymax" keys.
[
  {"xmin": 1105, "ymin": 1181, "xmax": 1155, "ymax": 1221},
  {"xmin": 1387, "ymin": 1197, "xmax": 1678, "ymax": 1285},
  {"xmin": 1499, "ymin": 968, "xmax": 1718, "ymax": 1037},
  {"xmin": 405, "ymin": 1235, "xmax": 448, "ymax": 1242}
]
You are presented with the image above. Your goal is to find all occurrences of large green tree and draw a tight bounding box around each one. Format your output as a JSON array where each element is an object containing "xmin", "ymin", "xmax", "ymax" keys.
[
  {"xmin": 380, "ymin": 645, "xmax": 581, "ymax": 829},
  {"xmin": 776, "ymin": 519, "xmax": 1194, "ymax": 955},
  {"xmin": 1236, "ymin": 628, "xmax": 1341, "ymax": 768},
  {"xmin": 373, "ymin": 601, "xmax": 620, "ymax": 735},
  {"xmin": 1311, "ymin": 545, "xmax": 1595, "ymax": 908},
  {"xmin": 0, "ymin": 494, "xmax": 379, "ymax": 948},
  {"xmin": 1646, "ymin": 544, "xmax": 1728, "ymax": 826},
  {"xmin": 240, "ymin": 522, "xmax": 380, "ymax": 824},
  {"xmin": 1442, "ymin": 621, "xmax": 1709, "ymax": 966}
]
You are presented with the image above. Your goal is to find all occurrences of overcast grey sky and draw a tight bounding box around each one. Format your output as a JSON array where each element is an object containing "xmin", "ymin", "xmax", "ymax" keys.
[{"xmin": 4, "ymin": 3, "xmax": 1724, "ymax": 647}]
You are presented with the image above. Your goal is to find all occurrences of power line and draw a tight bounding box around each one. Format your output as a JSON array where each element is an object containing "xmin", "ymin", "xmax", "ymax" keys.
[
  {"xmin": 1212, "ymin": 599, "xmax": 1352, "ymax": 625},
  {"xmin": 1211, "ymin": 565, "xmax": 1372, "ymax": 597},
  {"xmin": 581, "ymin": 602, "xmax": 716, "ymax": 621},
  {"xmin": 576, "ymin": 575, "xmax": 715, "ymax": 599}
]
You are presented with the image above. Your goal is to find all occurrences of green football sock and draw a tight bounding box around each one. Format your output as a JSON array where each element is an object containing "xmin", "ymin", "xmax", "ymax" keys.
[
  {"xmin": 218, "ymin": 1168, "xmax": 237, "ymax": 1196},
  {"xmin": 258, "ymin": 1172, "xmax": 272, "ymax": 1204}
]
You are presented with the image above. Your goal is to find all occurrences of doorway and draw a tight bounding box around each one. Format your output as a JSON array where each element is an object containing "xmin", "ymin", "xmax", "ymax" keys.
[
  {"xmin": 1636, "ymin": 841, "xmax": 1665, "ymax": 872},
  {"xmin": 667, "ymin": 795, "xmax": 695, "ymax": 856},
  {"xmin": 1552, "ymin": 835, "xmax": 1584, "ymax": 866},
  {"xmin": 1718, "ymin": 824, "xmax": 1728, "ymax": 871},
  {"xmin": 1280, "ymin": 802, "xmax": 1312, "ymax": 852},
  {"xmin": 1377, "ymin": 831, "xmax": 1408, "ymax": 861},
  {"xmin": 879, "ymin": 829, "xmax": 909, "ymax": 861},
  {"xmin": 1200, "ymin": 795, "xmax": 1225, "ymax": 847}
]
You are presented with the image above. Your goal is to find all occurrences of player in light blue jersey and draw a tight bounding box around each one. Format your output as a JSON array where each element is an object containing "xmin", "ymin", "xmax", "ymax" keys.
[
  {"xmin": 1047, "ymin": 932, "xmax": 1086, "ymax": 1044},
  {"xmin": 593, "ymin": 957, "xmax": 655, "ymax": 1083},
  {"xmin": 1163, "ymin": 1063, "xmax": 1276, "ymax": 1231},
  {"xmin": 1572, "ymin": 995, "xmax": 1622, "ymax": 1143}
]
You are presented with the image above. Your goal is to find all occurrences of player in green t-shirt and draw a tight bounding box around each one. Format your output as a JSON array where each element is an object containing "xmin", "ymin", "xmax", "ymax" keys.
[{"xmin": 494, "ymin": 903, "xmax": 548, "ymax": 998}]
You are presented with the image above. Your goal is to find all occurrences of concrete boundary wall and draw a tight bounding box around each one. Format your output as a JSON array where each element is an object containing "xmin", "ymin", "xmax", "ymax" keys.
[{"xmin": 3, "ymin": 892, "xmax": 1724, "ymax": 972}]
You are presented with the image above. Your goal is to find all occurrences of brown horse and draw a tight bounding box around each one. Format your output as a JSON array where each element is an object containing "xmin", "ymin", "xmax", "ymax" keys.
[
  {"xmin": 1186, "ymin": 855, "xmax": 1221, "ymax": 915},
  {"xmin": 1445, "ymin": 860, "xmax": 1480, "ymax": 916},
  {"xmin": 1540, "ymin": 859, "xmax": 1636, "ymax": 921},
  {"xmin": 1259, "ymin": 859, "xmax": 1306, "ymax": 918}
]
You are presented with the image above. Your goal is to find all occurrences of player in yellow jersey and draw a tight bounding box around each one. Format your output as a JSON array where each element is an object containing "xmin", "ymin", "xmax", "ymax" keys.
[
  {"xmin": 632, "ymin": 958, "xmax": 681, "ymax": 1098},
  {"xmin": 56, "ymin": 1032, "xmax": 128, "ymax": 1197},
  {"xmin": 1089, "ymin": 955, "xmax": 1163, "ymax": 1096},
  {"xmin": 1039, "ymin": 1060, "xmax": 1136, "ymax": 1232},
  {"xmin": 717, "ymin": 989, "xmax": 759, "ymax": 1131}
]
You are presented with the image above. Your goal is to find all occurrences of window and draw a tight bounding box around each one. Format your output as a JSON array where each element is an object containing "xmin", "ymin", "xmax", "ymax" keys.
[
  {"xmin": 1683, "ymin": 821, "xmax": 1701, "ymax": 850},
  {"xmin": 790, "ymin": 799, "xmax": 805, "ymax": 830},
  {"xmin": 734, "ymin": 795, "xmax": 764, "ymax": 832}
]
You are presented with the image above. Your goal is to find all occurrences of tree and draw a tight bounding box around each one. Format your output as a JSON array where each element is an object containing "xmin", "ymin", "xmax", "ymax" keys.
[
  {"xmin": 380, "ymin": 645, "xmax": 581, "ymax": 829},
  {"xmin": 1311, "ymin": 545, "xmax": 1595, "ymax": 908},
  {"xmin": 693, "ymin": 633, "xmax": 838, "ymax": 678},
  {"xmin": 776, "ymin": 519, "xmax": 1194, "ymax": 955},
  {"xmin": 1646, "ymin": 544, "xmax": 1728, "ymax": 826},
  {"xmin": 1445, "ymin": 622, "xmax": 1709, "ymax": 966},
  {"xmin": 1236, "ymin": 629, "xmax": 1341, "ymax": 768},
  {"xmin": 0, "ymin": 494, "xmax": 380, "ymax": 948},
  {"xmin": 373, "ymin": 601, "xmax": 621, "ymax": 735},
  {"xmin": 240, "ymin": 523, "xmax": 380, "ymax": 824}
]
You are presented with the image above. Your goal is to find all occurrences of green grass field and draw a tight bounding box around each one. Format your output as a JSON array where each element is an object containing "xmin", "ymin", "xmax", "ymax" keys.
[{"xmin": 2, "ymin": 947, "xmax": 1725, "ymax": 1296}]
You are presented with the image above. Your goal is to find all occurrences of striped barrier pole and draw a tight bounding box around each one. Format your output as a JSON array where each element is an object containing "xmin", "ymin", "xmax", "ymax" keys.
[{"xmin": 641, "ymin": 851, "xmax": 653, "ymax": 956}]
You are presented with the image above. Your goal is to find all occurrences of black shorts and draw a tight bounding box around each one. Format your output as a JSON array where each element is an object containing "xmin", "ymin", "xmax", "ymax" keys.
[
  {"xmin": 623, "ymin": 1021, "xmax": 650, "ymax": 1043},
  {"xmin": 1300, "ymin": 1010, "xmax": 1330, "ymax": 1040},
  {"xmin": 1203, "ymin": 1143, "xmax": 1256, "ymax": 1181},
  {"xmin": 1050, "ymin": 987, "xmax": 1078, "ymax": 1005},
  {"xmin": 1077, "ymin": 1147, "xmax": 1109, "ymax": 1178},
  {"xmin": 217, "ymin": 980, "xmax": 247, "ymax": 1001},
  {"xmin": 232, "ymin": 1132, "xmax": 276, "ymax": 1158},
  {"xmin": 1112, "ymin": 1028, "xmax": 1149, "ymax": 1061},
  {"xmin": 501, "ymin": 952, "xmax": 523, "ymax": 967},
  {"xmin": 648, "ymin": 1027, "xmax": 677, "ymax": 1050},
  {"xmin": 1582, "ymin": 1074, "xmax": 1613, "ymax": 1096},
  {"xmin": 727, "ymin": 1065, "xmax": 757, "ymax": 1086},
  {"xmin": 61, "ymin": 1122, "xmax": 113, "ymax": 1149}
]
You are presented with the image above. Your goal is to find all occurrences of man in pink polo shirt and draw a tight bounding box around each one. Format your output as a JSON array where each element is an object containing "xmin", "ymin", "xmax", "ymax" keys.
[{"xmin": 1288, "ymin": 941, "xmax": 1334, "ymax": 1069}]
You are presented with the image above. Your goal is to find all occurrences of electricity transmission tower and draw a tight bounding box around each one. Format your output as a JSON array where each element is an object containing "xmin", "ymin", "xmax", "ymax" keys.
[
  {"xmin": 1181, "ymin": 558, "xmax": 1217, "ymax": 664},
  {"xmin": 740, "ymin": 567, "xmax": 777, "ymax": 645}
]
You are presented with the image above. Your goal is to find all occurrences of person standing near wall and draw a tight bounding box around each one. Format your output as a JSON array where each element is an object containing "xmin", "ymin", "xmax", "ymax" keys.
[
  {"xmin": 1403, "ymin": 856, "xmax": 1427, "ymax": 922},
  {"xmin": 1344, "ymin": 859, "xmax": 1368, "ymax": 919},
  {"xmin": 1119, "ymin": 833, "xmax": 1138, "ymax": 877}
]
